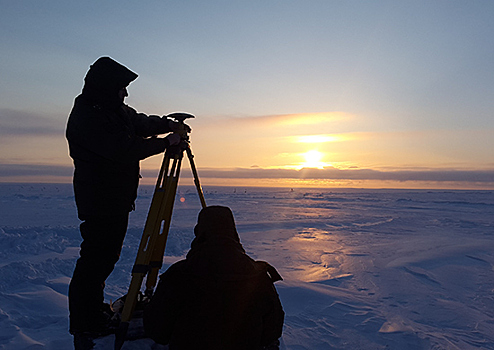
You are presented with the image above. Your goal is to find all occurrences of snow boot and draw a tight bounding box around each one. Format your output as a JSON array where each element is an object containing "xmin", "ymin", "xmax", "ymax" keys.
[{"xmin": 73, "ymin": 332, "xmax": 95, "ymax": 350}]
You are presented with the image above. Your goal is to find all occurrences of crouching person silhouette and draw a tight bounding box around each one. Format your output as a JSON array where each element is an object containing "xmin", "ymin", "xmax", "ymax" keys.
[{"xmin": 144, "ymin": 206, "xmax": 284, "ymax": 350}]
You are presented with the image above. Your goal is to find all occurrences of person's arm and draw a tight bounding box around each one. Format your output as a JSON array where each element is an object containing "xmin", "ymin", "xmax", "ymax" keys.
[
  {"xmin": 261, "ymin": 281, "xmax": 284, "ymax": 346},
  {"xmin": 122, "ymin": 105, "xmax": 172, "ymax": 137},
  {"xmin": 257, "ymin": 263, "xmax": 284, "ymax": 346},
  {"xmin": 67, "ymin": 101, "xmax": 179, "ymax": 163}
]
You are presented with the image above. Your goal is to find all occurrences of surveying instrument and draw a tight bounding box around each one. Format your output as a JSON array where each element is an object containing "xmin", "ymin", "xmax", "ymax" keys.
[{"xmin": 114, "ymin": 113, "xmax": 206, "ymax": 350}]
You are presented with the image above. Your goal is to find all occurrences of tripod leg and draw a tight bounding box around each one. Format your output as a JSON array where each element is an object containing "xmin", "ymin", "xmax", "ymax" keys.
[
  {"xmin": 145, "ymin": 155, "xmax": 182, "ymax": 292},
  {"xmin": 186, "ymin": 146, "xmax": 207, "ymax": 208},
  {"xmin": 115, "ymin": 144, "xmax": 204, "ymax": 350},
  {"xmin": 115, "ymin": 151, "xmax": 182, "ymax": 350}
]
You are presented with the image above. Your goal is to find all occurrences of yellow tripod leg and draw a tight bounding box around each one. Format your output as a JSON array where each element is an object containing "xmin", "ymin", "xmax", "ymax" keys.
[
  {"xmin": 145, "ymin": 146, "xmax": 206, "ymax": 291},
  {"xmin": 115, "ymin": 142, "xmax": 206, "ymax": 350},
  {"xmin": 115, "ymin": 150, "xmax": 182, "ymax": 349},
  {"xmin": 145, "ymin": 154, "xmax": 182, "ymax": 292}
]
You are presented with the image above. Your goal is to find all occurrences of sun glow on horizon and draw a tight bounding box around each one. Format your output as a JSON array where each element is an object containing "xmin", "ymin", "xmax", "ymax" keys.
[
  {"xmin": 300, "ymin": 150, "xmax": 328, "ymax": 169},
  {"xmin": 289, "ymin": 133, "xmax": 341, "ymax": 169}
]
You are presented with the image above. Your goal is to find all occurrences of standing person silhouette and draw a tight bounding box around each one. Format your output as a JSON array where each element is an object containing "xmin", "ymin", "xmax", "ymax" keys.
[
  {"xmin": 66, "ymin": 57, "xmax": 190, "ymax": 344},
  {"xmin": 144, "ymin": 206, "xmax": 285, "ymax": 350}
]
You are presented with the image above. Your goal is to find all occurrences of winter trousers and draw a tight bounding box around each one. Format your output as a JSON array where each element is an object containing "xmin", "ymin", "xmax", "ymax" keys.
[{"xmin": 69, "ymin": 213, "xmax": 129, "ymax": 333}]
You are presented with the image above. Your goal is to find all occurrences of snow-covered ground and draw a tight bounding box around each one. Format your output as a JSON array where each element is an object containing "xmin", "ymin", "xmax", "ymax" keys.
[{"xmin": 0, "ymin": 183, "xmax": 493, "ymax": 349}]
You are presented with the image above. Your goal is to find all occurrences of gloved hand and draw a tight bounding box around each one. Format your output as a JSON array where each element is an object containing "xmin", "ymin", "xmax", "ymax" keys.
[
  {"xmin": 165, "ymin": 133, "xmax": 181, "ymax": 146},
  {"xmin": 168, "ymin": 120, "xmax": 192, "ymax": 134}
]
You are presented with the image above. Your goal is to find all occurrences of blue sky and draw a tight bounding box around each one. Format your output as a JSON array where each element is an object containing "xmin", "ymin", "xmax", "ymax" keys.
[{"xmin": 1, "ymin": 1, "xmax": 493, "ymax": 188}]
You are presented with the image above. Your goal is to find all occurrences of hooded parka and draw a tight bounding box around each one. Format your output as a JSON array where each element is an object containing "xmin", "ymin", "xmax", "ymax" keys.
[
  {"xmin": 144, "ymin": 206, "xmax": 285, "ymax": 350},
  {"xmin": 66, "ymin": 56, "xmax": 173, "ymax": 217},
  {"xmin": 67, "ymin": 57, "xmax": 177, "ymax": 334}
]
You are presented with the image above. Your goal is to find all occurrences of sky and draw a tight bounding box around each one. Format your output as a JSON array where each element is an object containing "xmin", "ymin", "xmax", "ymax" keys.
[{"xmin": 1, "ymin": 0, "xmax": 493, "ymax": 189}]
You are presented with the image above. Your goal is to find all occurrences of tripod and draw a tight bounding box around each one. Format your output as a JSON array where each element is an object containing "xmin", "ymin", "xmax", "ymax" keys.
[{"xmin": 115, "ymin": 115, "xmax": 206, "ymax": 350}]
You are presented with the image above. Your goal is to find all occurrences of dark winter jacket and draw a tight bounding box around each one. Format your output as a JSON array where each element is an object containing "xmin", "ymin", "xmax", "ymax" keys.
[
  {"xmin": 66, "ymin": 57, "xmax": 173, "ymax": 217},
  {"xmin": 144, "ymin": 206, "xmax": 285, "ymax": 350}
]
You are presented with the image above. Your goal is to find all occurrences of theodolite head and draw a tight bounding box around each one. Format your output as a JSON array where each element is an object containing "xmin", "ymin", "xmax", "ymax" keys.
[
  {"xmin": 166, "ymin": 112, "xmax": 194, "ymax": 146},
  {"xmin": 167, "ymin": 112, "xmax": 195, "ymax": 124}
]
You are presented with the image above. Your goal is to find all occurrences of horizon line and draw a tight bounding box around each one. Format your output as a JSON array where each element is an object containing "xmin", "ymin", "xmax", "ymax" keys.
[{"xmin": 0, "ymin": 163, "xmax": 493, "ymax": 190}]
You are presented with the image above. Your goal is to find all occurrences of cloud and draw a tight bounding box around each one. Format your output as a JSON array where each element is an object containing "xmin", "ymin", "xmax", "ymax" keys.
[
  {"xmin": 197, "ymin": 112, "xmax": 352, "ymax": 130},
  {"xmin": 3, "ymin": 162, "xmax": 493, "ymax": 188},
  {"xmin": 293, "ymin": 134, "xmax": 348, "ymax": 143},
  {"xmin": 157, "ymin": 166, "xmax": 494, "ymax": 184},
  {"xmin": 0, "ymin": 108, "xmax": 63, "ymax": 136},
  {"xmin": 271, "ymin": 112, "xmax": 352, "ymax": 126},
  {"xmin": 0, "ymin": 163, "xmax": 72, "ymax": 177}
]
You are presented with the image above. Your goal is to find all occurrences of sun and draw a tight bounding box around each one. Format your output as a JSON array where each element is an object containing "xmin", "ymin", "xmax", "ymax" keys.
[{"xmin": 301, "ymin": 150, "xmax": 325, "ymax": 169}]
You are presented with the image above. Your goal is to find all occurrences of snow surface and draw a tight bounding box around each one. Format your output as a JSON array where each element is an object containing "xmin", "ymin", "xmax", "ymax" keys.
[{"xmin": 0, "ymin": 183, "xmax": 493, "ymax": 349}]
